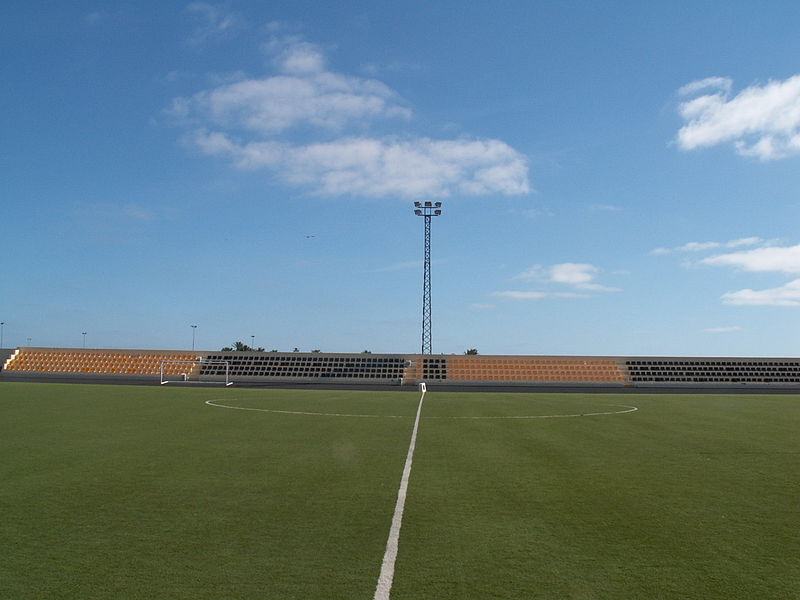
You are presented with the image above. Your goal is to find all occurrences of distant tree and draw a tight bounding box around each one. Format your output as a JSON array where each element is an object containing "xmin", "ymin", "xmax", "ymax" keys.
[
  {"xmin": 362, "ymin": 350, "xmax": 372, "ymax": 354},
  {"xmin": 293, "ymin": 347, "xmax": 300, "ymax": 352},
  {"xmin": 465, "ymin": 348, "xmax": 479, "ymax": 355},
  {"xmin": 312, "ymin": 349, "xmax": 321, "ymax": 353},
  {"xmin": 221, "ymin": 341, "xmax": 265, "ymax": 352}
]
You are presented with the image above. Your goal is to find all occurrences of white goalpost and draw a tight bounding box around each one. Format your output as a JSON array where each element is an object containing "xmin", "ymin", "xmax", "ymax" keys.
[{"xmin": 160, "ymin": 359, "xmax": 233, "ymax": 386}]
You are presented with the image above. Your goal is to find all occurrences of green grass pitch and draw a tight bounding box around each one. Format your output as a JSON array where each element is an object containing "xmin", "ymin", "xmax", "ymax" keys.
[{"xmin": 1, "ymin": 382, "xmax": 798, "ymax": 599}]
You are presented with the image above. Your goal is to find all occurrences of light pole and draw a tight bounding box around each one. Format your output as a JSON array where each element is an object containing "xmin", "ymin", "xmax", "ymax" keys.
[
  {"xmin": 191, "ymin": 325, "xmax": 197, "ymax": 351},
  {"xmin": 251, "ymin": 335, "xmax": 255, "ymax": 349},
  {"xmin": 82, "ymin": 332, "xmax": 87, "ymax": 349},
  {"xmin": 413, "ymin": 201, "xmax": 442, "ymax": 355},
  {"xmin": 1, "ymin": 322, "xmax": 4, "ymax": 349}
]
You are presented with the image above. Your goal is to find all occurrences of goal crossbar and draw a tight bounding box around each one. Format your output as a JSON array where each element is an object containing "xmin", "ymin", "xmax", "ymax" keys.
[{"xmin": 160, "ymin": 359, "xmax": 233, "ymax": 386}]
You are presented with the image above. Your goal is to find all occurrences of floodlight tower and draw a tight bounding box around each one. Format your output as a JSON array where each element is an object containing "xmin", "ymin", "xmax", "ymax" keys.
[{"xmin": 413, "ymin": 201, "xmax": 442, "ymax": 355}]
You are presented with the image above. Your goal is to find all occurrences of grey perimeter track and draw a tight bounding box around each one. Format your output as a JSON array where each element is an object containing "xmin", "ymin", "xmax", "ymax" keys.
[{"xmin": 3, "ymin": 372, "xmax": 800, "ymax": 395}]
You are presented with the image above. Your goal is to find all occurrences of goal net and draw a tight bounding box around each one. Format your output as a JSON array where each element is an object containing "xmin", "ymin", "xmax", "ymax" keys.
[{"xmin": 160, "ymin": 359, "xmax": 233, "ymax": 386}]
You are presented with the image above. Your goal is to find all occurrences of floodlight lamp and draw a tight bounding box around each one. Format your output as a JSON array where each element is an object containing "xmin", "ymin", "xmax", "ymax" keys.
[
  {"xmin": 434, "ymin": 210, "xmax": 441, "ymax": 215},
  {"xmin": 425, "ymin": 201, "xmax": 432, "ymax": 207},
  {"xmin": 434, "ymin": 202, "xmax": 442, "ymax": 207},
  {"xmin": 414, "ymin": 202, "xmax": 421, "ymax": 207},
  {"xmin": 414, "ymin": 209, "xmax": 422, "ymax": 215}
]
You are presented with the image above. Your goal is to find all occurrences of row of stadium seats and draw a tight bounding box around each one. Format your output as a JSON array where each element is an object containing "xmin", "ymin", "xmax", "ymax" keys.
[
  {"xmin": 3, "ymin": 349, "xmax": 200, "ymax": 375},
  {"xmin": 200, "ymin": 353, "xmax": 406, "ymax": 380},
  {"xmin": 444, "ymin": 357, "xmax": 625, "ymax": 382},
  {"xmin": 625, "ymin": 359, "xmax": 800, "ymax": 383},
  {"xmin": 6, "ymin": 348, "xmax": 800, "ymax": 386}
]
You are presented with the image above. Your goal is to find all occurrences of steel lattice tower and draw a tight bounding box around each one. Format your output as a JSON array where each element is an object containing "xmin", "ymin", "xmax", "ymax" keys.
[{"xmin": 414, "ymin": 201, "xmax": 442, "ymax": 354}]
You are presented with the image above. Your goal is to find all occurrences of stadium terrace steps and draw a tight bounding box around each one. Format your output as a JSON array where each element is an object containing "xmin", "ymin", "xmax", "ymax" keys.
[
  {"xmin": 3, "ymin": 348, "xmax": 201, "ymax": 376},
  {"xmin": 200, "ymin": 352, "xmax": 407, "ymax": 382},
  {"xmin": 444, "ymin": 356, "xmax": 625, "ymax": 383},
  {"xmin": 1, "ymin": 348, "xmax": 17, "ymax": 371},
  {"xmin": 4, "ymin": 348, "xmax": 800, "ymax": 387},
  {"xmin": 198, "ymin": 353, "xmax": 625, "ymax": 384},
  {"xmin": 626, "ymin": 357, "xmax": 800, "ymax": 384}
]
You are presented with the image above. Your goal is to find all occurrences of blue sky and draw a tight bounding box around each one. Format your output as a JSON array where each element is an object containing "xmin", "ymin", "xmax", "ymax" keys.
[{"xmin": 4, "ymin": 1, "xmax": 800, "ymax": 356}]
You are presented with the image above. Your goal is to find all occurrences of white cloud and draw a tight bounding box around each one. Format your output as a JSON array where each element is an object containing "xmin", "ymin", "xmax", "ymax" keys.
[
  {"xmin": 678, "ymin": 76, "xmax": 733, "ymax": 97},
  {"xmin": 175, "ymin": 54, "xmax": 410, "ymax": 134},
  {"xmin": 679, "ymin": 241, "xmax": 722, "ymax": 252},
  {"xmin": 492, "ymin": 262, "xmax": 618, "ymax": 301},
  {"xmin": 360, "ymin": 60, "xmax": 422, "ymax": 77},
  {"xmin": 121, "ymin": 204, "xmax": 156, "ymax": 222},
  {"xmin": 703, "ymin": 326, "xmax": 743, "ymax": 334},
  {"xmin": 71, "ymin": 202, "xmax": 160, "ymax": 225},
  {"xmin": 171, "ymin": 36, "xmax": 530, "ymax": 198},
  {"xmin": 186, "ymin": 3, "xmax": 244, "ymax": 46},
  {"xmin": 676, "ymin": 74, "xmax": 800, "ymax": 160},
  {"xmin": 512, "ymin": 265, "xmax": 546, "ymax": 281},
  {"xmin": 652, "ymin": 237, "xmax": 762, "ymax": 255},
  {"xmin": 701, "ymin": 244, "xmax": 800, "ymax": 274},
  {"xmin": 519, "ymin": 208, "xmax": 545, "ymax": 219},
  {"xmin": 265, "ymin": 36, "xmax": 327, "ymax": 75},
  {"xmin": 588, "ymin": 203, "xmax": 621, "ymax": 212},
  {"xmin": 722, "ymin": 279, "xmax": 800, "ymax": 306},
  {"xmin": 550, "ymin": 263, "xmax": 599, "ymax": 287},
  {"xmin": 728, "ymin": 236, "xmax": 765, "ymax": 248},
  {"xmin": 491, "ymin": 291, "xmax": 586, "ymax": 300},
  {"xmin": 191, "ymin": 132, "xmax": 529, "ymax": 198},
  {"xmin": 512, "ymin": 262, "xmax": 620, "ymax": 292},
  {"xmin": 492, "ymin": 290, "xmax": 547, "ymax": 300},
  {"xmin": 692, "ymin": 242, "xmax": 800, "ymax": 307}
]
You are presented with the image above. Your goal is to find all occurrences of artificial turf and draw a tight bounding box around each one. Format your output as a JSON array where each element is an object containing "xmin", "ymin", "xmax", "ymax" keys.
[{"xmin": 1, "ymin": 382, "xmax": 797, "ymax": 598}]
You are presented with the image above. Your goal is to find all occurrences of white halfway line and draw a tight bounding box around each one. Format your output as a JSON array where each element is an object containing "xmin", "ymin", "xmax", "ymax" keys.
[{"xmin": 373, "ymin": 384, "xmax": 426, "ymax": 600}]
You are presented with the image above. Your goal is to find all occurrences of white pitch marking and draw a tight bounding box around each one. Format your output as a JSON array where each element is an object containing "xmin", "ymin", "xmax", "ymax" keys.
[
  {"xmin": 204, "ymin": 394, "xmax": 637, "ymax": 598},
  {"xmin": 373, "ymin": 385, "xmax": 426, "ymax": 600},
  {"xmin": 425, "ymin": 404, "xmax": 639, "ymax": 419},
  {"xmin": 205, "ymin": 399, "xmax": 638, "ymax": 420},
  {"xmin": 205, "ymin": 399, "xmax": 409, "ymax": 419}
]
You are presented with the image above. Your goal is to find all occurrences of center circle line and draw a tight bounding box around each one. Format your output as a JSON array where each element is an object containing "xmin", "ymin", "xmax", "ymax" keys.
[{"xmin": 204, "ymin": 399, "xmax": 638, "ymax": 419}]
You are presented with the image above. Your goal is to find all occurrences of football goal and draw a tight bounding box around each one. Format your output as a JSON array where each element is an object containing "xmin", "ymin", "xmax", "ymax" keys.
[{"xmin": 160, "ymin": 359, "xmax": 233, "ymax": 386}]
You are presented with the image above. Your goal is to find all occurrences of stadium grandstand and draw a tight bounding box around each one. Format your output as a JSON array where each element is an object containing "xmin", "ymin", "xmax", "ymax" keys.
[{"xmin": 4, "ymin": 347, "xmax": 800, "ymax": 386}]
